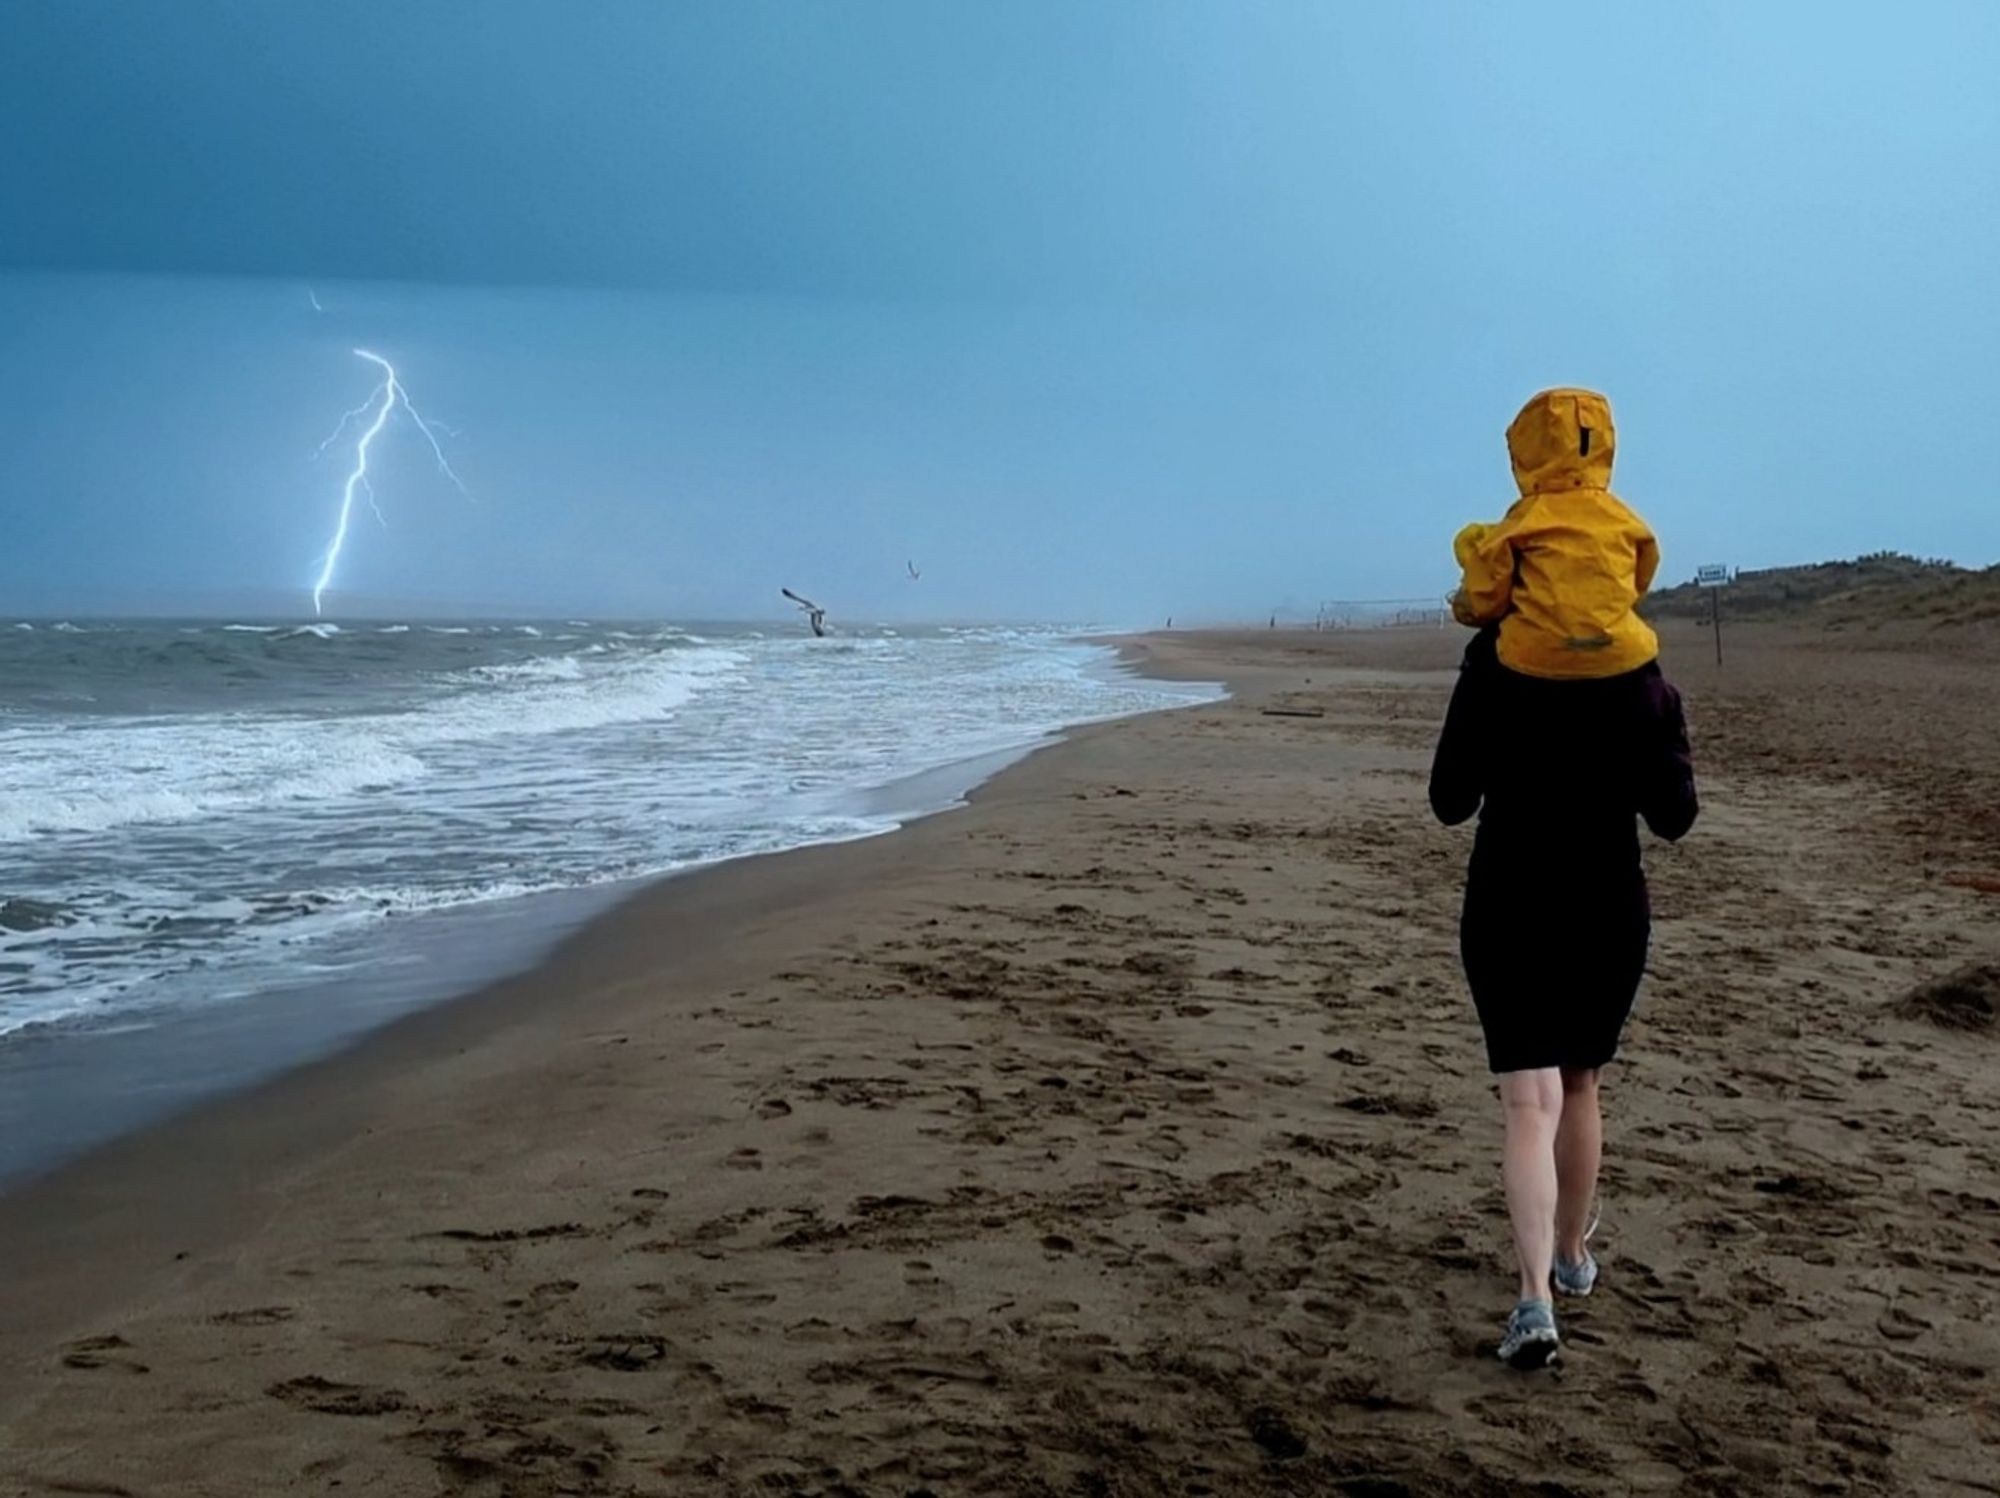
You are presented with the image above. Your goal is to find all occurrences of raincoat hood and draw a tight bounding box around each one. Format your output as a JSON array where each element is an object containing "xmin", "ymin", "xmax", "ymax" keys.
[{"xmin": 1507, "ymin": 388, "xmax": 1616, "ymax": 497}]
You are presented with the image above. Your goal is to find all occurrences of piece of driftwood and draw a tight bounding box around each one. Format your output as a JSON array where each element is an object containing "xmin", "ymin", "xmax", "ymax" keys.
[{"xmin": 1261, "ymin": 706, "xmax": 1325, "ymax": 718}]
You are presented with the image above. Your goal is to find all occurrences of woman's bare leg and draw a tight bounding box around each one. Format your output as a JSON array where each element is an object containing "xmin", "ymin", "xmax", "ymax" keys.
[
  {"xmin": 1554, "ymin": 1067, "xmax": 1602, "ymax": 1263},
  {"xmin": 1499, "ymin": 1067, "xmax": 1565, "ymax": 1302}
]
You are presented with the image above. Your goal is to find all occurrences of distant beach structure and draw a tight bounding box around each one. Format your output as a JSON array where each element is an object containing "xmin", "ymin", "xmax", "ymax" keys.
[{"xmin": 1311, "ymin": 597, "xmax": 1450, "ymax": 630}]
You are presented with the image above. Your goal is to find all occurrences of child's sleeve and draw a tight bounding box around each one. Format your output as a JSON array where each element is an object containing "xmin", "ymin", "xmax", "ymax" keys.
[
  {"xmin": 1451, "ymin": 521, "xmax": 1515, "ymax": 626},
  {"xmin": 1634, "ymin": 528, "xmax": 1661, "ymax": 597}
]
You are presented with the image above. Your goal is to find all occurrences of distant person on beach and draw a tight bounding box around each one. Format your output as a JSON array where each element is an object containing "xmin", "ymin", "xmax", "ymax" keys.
[{"xmin": 1431, "ymin": 389, "xmax": 1699, "ymax": 1369}]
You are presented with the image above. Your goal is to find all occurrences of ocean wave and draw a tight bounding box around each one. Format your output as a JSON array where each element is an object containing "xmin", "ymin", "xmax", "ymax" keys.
[
  {"xmin": 284, "ymin": 623, "xmax": 342, "ymax": 639},
  {"xmin": 0, "ymin": 742, "xmax": 431, "ymax": 839},
  {"xmin": 0, "ymin": 629, "xmax": 1226, "ymax": 1041},
  {"xmin": 0, "ymin": 646, "xmax": 743, "ymax": 841},
  {"xmin": 458, "ymin": 654, "xmax": 588, "ymax": 683},
  {"xmin": 223, "ymin": 623, "xmax": 281, "ymax": 633},
  {"xmin": 410, "ymin": 648, "xmax": 741, "ymax": 741},
  {"xmin": 308, "ymin": 873, "xmax": 640, "ymax": 918}
]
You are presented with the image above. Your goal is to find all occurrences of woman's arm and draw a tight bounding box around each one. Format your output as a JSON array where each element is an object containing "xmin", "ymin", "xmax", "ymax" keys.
[
  {"xmin": 1429, "ymin": 632, "xmax": 1494, "ymax": 826},
  {"xmin": 1637, "ymin": 673, "xmax": 1698, "ymax": 841}
]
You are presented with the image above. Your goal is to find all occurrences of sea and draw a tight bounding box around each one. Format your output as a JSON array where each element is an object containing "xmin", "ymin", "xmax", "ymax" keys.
[{"xmin": 0, "ymin": 618, "xmax": 1218, "ymax": 1182}]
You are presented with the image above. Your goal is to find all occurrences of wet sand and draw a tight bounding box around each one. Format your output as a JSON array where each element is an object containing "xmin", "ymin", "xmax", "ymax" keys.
[{"xmin": 2, "ymin": 623, "xmax": 1997, "ymax": 1496}]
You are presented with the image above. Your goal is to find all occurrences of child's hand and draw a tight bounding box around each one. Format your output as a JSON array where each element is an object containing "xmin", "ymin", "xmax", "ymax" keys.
[
  {"xmin": 1451, "ymin": 520, "xmax": 1513, "ymax": 625},
  {"xmin": 1452, "ymin": 522, "xmax": 1493, "ymax": 570}
]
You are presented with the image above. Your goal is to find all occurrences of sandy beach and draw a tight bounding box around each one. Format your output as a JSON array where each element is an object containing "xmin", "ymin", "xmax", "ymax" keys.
[{"xmin": 3, "ymin": 622, "xmax": 1997, "ymax": 1497}]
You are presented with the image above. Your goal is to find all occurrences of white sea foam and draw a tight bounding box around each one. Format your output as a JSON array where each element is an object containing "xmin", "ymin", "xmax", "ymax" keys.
[
  {"xmin": 459, "ymin": 655, "xmax": 588, "ymax": 683},
  {"xmin": 0, "ymin": 646, "xmax": 741, "ymax": 841},
  {"xmin": 0, "ymin": 743, "xmax": 431, "ymax": 839},
  {"xmin": 0, "ymin": 623, "xmax": 1219, "ymax": 1039},
  {"xmin": 408, "ymin": 648, "xmax": 741, "ymax": 741}
]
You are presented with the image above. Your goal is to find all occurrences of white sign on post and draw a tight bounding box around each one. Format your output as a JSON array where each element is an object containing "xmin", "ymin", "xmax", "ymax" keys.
[{"xmin": 1694, "ymin": 563, "xmax": 1730, "ymax": 665}]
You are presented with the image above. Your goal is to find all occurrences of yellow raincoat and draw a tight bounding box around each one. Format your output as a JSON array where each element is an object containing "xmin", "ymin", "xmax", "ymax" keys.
[{"xmin": 1452, "ymin": 388, "xmax": 1660, "ymax": 679}]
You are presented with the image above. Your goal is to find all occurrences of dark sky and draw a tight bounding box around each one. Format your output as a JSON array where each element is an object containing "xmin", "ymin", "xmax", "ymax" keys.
[
  {"xmin": 6, "ymin": 0, "xmax": 1371, "ymax": 299},
  {"xmin": 3, "ymin": 2, "xmax": 1996, "ymax": 619}
]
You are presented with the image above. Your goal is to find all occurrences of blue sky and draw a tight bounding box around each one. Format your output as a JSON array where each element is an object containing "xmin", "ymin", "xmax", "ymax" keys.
[{"xmin": 2, "ymin": 1, "xmax": 1995, "ymax": 619}]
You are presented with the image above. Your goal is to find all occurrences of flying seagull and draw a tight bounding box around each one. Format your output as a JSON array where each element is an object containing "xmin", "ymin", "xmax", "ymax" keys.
[
  {"xmin": 907, "ymin": 560, "xmax": 921, "ymax": 581},
  {"xmin": 782, "ymin": 587, "xmax": 828, "ymax": 637}
]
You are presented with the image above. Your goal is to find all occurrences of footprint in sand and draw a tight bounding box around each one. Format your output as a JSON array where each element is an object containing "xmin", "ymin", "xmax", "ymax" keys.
[
  {"xmin": 428, "ymin": 1222, "xmax": 586, "ymax": 1244},
  {"xmin": 782, "ymin": 1317, "xmax": 843, "ymax": 1345},
  {"xmin": 580, "ymin": 1336, "xmax": 668, "ymax": 1372},
  {"xmin": 723, "ymin": 1393, "xmax": 791, "ymax": 1427},
  {"xmin": 209, "ymin": 1305, "xmax": 297, "ymax": 1328},
  {"xmin": 1244, "ymin": 1405, "xmax": 1309, "ymax": 1461},
  {"xmin": 60, "ymin": 1333, "xmax": 150, "ymax": 1374},
  {"xmin": 1877, "ymin": 1305, "xmax": 1931, "ymax": 1342},
  {"xmin": 266, "ymin": 1375, "xmax": 408, "ymax": 1416}
]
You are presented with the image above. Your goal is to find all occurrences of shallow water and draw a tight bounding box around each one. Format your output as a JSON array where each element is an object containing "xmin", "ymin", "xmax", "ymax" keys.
[{"xmin": 1, "ymin": 619, "xmax": 1215, "ymax": 1038}]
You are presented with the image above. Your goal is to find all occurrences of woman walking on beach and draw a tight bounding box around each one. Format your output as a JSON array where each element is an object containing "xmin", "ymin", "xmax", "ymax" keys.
[{"xmin": 1430, "ymin": 391, "xmax": 1699, "ymax": 1368}]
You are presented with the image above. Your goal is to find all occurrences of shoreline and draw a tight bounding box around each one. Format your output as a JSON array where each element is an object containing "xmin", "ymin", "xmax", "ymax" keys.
[
  {"xmin": 0, "ymin": 649, "xmax": 1217, "ymax": 1190},
  {"xmin": 0, "ymin": 644, "xmax": 1240, "ymax": 1349},
  {"xmin": 4, "ymin": 623, "xmax": 1997, "ymax": 1496}
]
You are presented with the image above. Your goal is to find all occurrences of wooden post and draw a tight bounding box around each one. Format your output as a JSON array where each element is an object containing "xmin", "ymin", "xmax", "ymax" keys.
[{"xmin": 1696, "ymin": 563, "xmax": 1730, "ymax": 666}]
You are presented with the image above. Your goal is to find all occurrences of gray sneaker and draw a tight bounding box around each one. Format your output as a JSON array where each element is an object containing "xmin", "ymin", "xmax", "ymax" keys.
[
  {"xmin": 1497, "ymin": 1298, "xmax": 1560, "ymax": 1370},
  {"xmin": 1554, "ymin": 1204, "xmax": 1602, "ymax": 1297},
  {"xmin": 1554, "ymin": 1250, "xmax": 1599, "ymax": 1297}
]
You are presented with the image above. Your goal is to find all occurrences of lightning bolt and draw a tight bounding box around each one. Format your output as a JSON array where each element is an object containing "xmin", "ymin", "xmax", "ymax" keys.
[{"xmin": 311, "ymin": 349, "xmax": 470, "ymax": 617}]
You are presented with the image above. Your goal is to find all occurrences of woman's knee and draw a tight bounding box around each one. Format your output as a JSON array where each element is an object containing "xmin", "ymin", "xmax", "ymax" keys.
[{"xmin": 1498, "ymin": 1067, "xmax": 1565, "ymax": 1120}]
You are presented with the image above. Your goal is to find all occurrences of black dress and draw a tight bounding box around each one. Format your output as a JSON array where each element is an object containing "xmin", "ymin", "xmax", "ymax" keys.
[{"xmin": 1429, "ymin": 630, "xmax": 1698, "ymax": 1074}]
